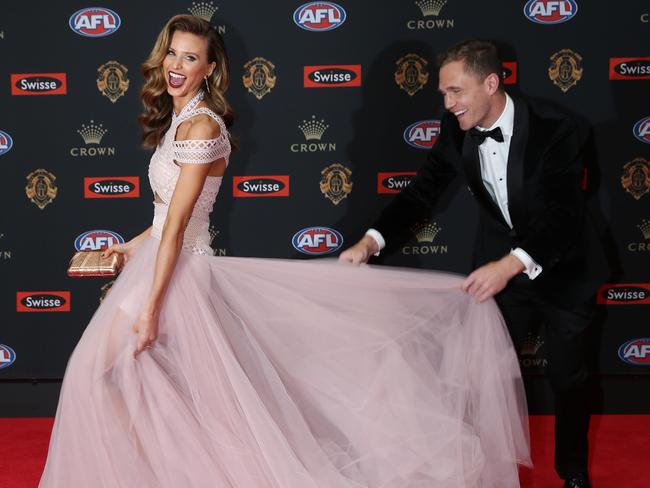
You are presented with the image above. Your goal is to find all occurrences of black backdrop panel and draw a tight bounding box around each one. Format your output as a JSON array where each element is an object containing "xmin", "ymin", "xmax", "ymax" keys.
[{"xmin": 0, "ymin": 1, "xmax": 649, "ymax": 385}]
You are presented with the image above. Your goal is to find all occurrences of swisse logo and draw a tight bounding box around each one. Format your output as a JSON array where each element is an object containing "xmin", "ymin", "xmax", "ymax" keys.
[
  {"xmin": 304, "ymin": 65, "xmax": 361, "ymax": 87},
  {"xmin": 11, "ymin": 73, "xmax": 67, "ymax": 95},
  {"xmin": 377, "ymin": 172, "xmax": 417, "ymax": 194},
  {"xmin": 618, "ymin": 338, "xmax": 650, "ymax": 366},
  {"xmin": 233, "ymin": 176, "xmax": 290, "ymax": 197},
  {"xmin": 292, "ymin": 227, "xmax": 343, "ymax": 255},
  {"xmin": 502, "ymin": 61, "xmax": 517, "ymax": 84},
  {"xmin": 69, "ymin": 7, "xmax": 121, "ymax": 37},
  {"xmin": 404, "ymin": 120, "xmax": 440, "ymax": 149},
  {"xmin": 16, "ymin": 291, "xmax": 71, "ymax": 312},
  {"xmin": 0, "ymin": 130, "xmax": 13, "ymax": 156},
  {"xmin": 293, "ymin": 2, "xmax": 346, "ymax": 31},
  {"xmin": 0, "ymin": 345, "xmax": 16, "ymax": 369},
  {"xmin": 597, "ymin": 284, "xmax": 650, "ymax": 304},
  {"xmin": 524, "ymin": 0, "xmax": 578, "ymax": 24},
  {"xmin": 609, "ymin": 58, "xmax": 650, "ymax": 80},
  {"xmin": 634, "ymin": 117, "xmax": 650, "ymax": 144},
  {"xmin": 84, "ymin": 176, "xmax": 139, "ymax": 198},
  {"xmin": 74, "ymin": 230, "xmax": 124, "ymax": 251}
]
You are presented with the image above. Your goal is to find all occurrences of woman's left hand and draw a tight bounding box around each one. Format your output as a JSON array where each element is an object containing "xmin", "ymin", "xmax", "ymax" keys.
[{"xmin": 132, "ymin": 310, "xmax": 159, "ymax": 358}]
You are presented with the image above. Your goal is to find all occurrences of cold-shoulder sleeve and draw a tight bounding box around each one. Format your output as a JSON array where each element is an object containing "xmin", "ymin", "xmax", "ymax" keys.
[{"xmin": 172, "ymin": 136, "xmax": 231, "ymax": 165}]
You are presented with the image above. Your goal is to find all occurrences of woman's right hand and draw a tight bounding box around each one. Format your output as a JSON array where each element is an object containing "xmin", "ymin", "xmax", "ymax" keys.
[{"xmin": 102, "ymin": 240, "xmax": 137, "ymax": 264}]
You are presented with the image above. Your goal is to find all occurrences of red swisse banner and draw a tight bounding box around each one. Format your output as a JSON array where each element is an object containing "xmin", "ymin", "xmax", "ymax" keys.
[
  {"xmin": 597, "ymin": 284, "xmax": 650, "ymax": 305},
  {"xmin": 609, "ymin": 57, "xmax": 650, "ymax": 80},
  {"xmin": 304, "ymin": 65, "xmax": 362, "ymax": 87},
  {"xmin": 84, "ymin": 176, "xmax": 140, "ymax": 198},
  {"xmin": 16, "ymin": 291, "xmax": 71, "ymax": 312},
  {"xmin": 377, "ymin": 172, "xmax": 417, "ymax": 194},
  {"xmin": 502, "ymin": 61, "xmax": 517, "ymax": 84},
  {"xmin": 11, "ymin": 73, "xmax": 68, "ymax": 95},
  {"xmin": 233, "ymin": 175, "xmax": 290, "ymax": 197}
]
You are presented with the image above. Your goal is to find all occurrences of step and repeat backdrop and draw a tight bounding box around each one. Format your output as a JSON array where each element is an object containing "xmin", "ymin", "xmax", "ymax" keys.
[{"xmin": 0, "ymin": 1, "xmax": 648, "ymax": 392}]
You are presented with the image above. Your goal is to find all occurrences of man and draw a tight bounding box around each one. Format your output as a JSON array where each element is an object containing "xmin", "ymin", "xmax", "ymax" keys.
[{"xmin": 340, "ymin": 40, "xmax": 608, "ymax": 488}]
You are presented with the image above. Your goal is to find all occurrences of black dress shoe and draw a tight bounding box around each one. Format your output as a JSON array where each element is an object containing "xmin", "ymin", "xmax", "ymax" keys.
[{"xmin": 563, "ymin": 473, "xmax": 591, "ymax": 488}]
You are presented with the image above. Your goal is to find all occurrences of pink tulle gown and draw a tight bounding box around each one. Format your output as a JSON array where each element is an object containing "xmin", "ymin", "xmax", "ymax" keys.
[{"xmin": 39, "ymin": 91, "xmax": 530, "ymax": 488}]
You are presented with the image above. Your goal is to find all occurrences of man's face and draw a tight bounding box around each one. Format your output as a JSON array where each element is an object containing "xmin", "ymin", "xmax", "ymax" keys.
[{"xmin": 438, "ymin": 60, "xmax": 494, "ymax": 131}]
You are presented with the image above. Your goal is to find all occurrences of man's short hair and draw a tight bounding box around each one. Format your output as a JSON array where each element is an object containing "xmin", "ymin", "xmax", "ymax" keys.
[{"xmin": 438, "ymin": 39, "xmax": 504, "ymax": 89}]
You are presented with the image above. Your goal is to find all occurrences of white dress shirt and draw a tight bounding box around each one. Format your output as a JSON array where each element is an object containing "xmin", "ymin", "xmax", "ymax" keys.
[{"xmin": 367, "ymin": 92, "xmax": 543, "ymax": 280}]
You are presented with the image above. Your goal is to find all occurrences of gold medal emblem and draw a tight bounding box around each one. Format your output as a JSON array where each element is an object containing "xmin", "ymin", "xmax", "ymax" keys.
[
  {"xmin": 320, "ymin": 163, "xmax": 353, "ymax": 205},
  {"xmin": 26, "ymin": 169, "xmax": 58, "ymax": 209},
  {"xmin": 548, "ymin": 49, "xmax": 583, "ymax": 93},
  {"xmin": 97, "ymin": 60, "xmax": 129, "ymax": 103},
  {"xmin": 243, "ymin": 57, "xmax": 276, "ymax": 100},
  {"xmin": 395, "ymin": 53, "xmax": 429, "ymax": 96},
  {"xmin": 621, "ymin": 157, "xmax": 650, "ymax": 200}
]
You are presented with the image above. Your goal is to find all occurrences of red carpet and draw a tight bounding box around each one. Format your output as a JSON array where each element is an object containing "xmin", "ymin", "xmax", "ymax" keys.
[{"xmin": 0, "ymin": 415, "xmax": 647, "ymax": 487}]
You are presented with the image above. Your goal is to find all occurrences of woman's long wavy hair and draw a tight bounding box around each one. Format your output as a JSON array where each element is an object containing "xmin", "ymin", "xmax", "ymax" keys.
[{"xmin": 139, "ymin": 15, "xmax": 234, "ymax": 149}]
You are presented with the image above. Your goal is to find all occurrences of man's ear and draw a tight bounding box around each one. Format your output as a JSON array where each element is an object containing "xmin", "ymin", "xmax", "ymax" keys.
[{"xmin": 485, "ymin": 72, "xmax": 501, "ymax": 95}]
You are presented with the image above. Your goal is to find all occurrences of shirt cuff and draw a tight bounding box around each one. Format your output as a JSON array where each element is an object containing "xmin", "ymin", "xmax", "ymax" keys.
[
  {"xmin": 510, "ymin": 248, "xmax": 542, "ymax": 280},
  {"xmin": 365, "ymin": 229, "xmax": 386, "ymax": 257}
]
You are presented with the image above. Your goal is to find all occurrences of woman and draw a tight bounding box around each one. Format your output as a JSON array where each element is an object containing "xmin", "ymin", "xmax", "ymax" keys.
[{"xmin": 39, "ymin": 14, "xmax": 530, "ymax": 488}]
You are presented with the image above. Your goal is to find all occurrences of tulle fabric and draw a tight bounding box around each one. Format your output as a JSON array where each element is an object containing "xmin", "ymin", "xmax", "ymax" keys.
[{"xmin": 39, "ymin": 236, "xmax": 530, "ymax": 488}]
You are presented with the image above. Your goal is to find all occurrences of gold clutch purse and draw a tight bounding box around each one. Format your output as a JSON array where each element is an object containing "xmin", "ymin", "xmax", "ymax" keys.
[{"xmin": 67, "ymin": 251, "xmax": 124, "ymax": 278}]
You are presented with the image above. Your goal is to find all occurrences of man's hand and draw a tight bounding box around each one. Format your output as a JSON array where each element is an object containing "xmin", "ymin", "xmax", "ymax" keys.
[
  {"xmin": 461, "ymin": 254, "xmax": 525, "ymax": 303},
  {"xmin": 338, "ymin": 235, "xmax": 379, "ymax": 266}
]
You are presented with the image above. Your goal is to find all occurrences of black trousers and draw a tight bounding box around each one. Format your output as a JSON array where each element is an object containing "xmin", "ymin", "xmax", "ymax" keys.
[{"xmin": 495, "ymin": 278, "xmax": 595, "ymax": 480}]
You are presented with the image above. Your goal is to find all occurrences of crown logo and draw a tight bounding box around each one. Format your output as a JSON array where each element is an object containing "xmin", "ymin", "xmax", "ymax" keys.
[
  {"xmin": 188, "ymin": 1, "xmax": 218, "ymax": 21},
  {"xmin": 415, "ymin": 0, "xmax": 447, "ymax": 16},
  {"xmin": 638, "ymin": 219, "xmax": 650, "ymax": 240},
  {"xmin": 410, "ymin": 220, "xmax": 441, "ymax": 242},
  {"xmin": 209, "ymin": 224, "xmax": 220, "ymax": 246},
  {"xmin": 298, "ymin": 116, "xmax": 329, "ymax": 141},
  {"xmin": 521, "ymin": 332, "xmax": 545, "ymax": 356},
  {"xmin": 77, "ymin": 120, "xmax": 107, "ymax": 145}
]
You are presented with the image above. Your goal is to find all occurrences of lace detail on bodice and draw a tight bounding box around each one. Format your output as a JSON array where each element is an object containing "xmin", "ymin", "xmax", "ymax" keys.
[{"xmin": 148, "ymin": 90, "xmax": 231, "ymax": 255}]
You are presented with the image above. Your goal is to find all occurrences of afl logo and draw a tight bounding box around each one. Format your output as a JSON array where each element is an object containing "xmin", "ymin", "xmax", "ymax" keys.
[
  {"xmin": 524, "ymin": 0, "xmax": 578, "ymax": 24},
  {"xmin": 292, "ymin": 227, "xmax": 343, "ymax": 255},
  {"xmin": 69, "ymin": 8, "xmax": 121, "ymax": 37},
  {"xmin": 74, "ymin": 230, "xmax": 124, "ymax": 251},
  {"xmin": 294, "ymin": 2, "xmax": 346, "ymax": 31},
  {"xmin": 404, "ymin": 120, "xmax": 440, "ymax": 149},
  {"xmin": 0, "ymin": 345, "xmax": 16, "ymax": 369},
  {"xmin": 633, "ymin": 117, "xmax": 650, "ymax": 144},
  {"xmin": 0, "ymin": 130, "xmax": 13, "ymax": 156},
  {"xmin": 618, "ymin": 338, "xmax": 650, "ymax": 366}
]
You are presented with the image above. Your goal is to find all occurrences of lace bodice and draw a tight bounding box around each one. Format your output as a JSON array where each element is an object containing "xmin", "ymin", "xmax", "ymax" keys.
[{"xmin": 148, "ymin": 90, "xmax": 231, "ymax": 255}]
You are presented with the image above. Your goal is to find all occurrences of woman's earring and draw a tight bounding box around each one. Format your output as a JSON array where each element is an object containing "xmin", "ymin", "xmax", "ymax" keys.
[{"xmin": 204, "ymin": 75, "xmax": 211, "ymax": 94}]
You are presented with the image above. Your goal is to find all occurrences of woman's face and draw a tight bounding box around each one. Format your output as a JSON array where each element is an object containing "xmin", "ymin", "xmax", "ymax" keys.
[{"xmin": 162, "ymin": 30, "xmax": 215, "ymax": 98}]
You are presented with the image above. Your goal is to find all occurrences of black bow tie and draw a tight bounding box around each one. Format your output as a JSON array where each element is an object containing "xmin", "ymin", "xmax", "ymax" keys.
[{"xmin": 469, "ymin": 126, "xmax": 504, "ymax": 144}]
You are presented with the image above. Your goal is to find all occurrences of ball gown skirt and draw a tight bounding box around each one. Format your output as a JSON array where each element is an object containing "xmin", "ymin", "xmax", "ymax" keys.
[{"xmin": 39, "ymin": 236, "xmax": 530, "ymax": 488}]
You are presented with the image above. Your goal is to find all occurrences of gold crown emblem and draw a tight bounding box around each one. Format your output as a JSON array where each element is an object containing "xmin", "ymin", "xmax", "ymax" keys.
[
  {"xmin": 638, "ymin": 219, "xmax": 650, "ymax": 240},
  {"xmin": 77, "ymin": 120, "xmax": 107, "ymax": 145},
  {"xmin": 415, "ymin": 0, "xmax": 447, "ymax": 16},
  {"xmin": 521, "ymin": 332, "xmax": 545, "ymax": 356},
  {"xmin": 188, "ymin": 1, "xmax": 218, "ymax": 22},
  {"xmin": 208, "ymin": 224, "xmax": 220, "ymax": 246},
  {"xmin": 410, "ymin": 220, "xmax": 441, "ymax": 243},
  {"xmin": 299, "ymin": 116, "xmax": 329, "ymax": 141}
]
